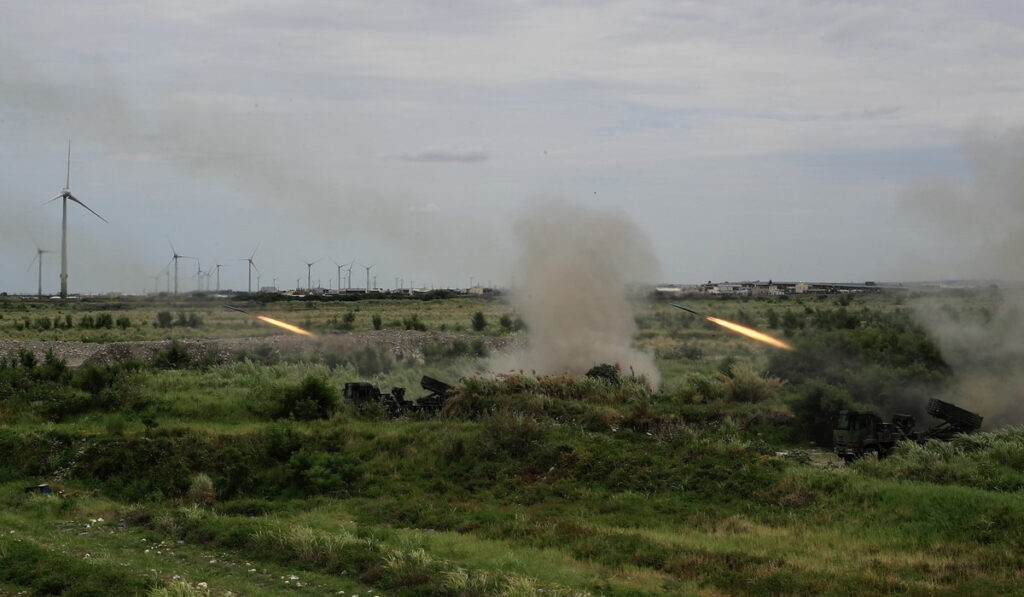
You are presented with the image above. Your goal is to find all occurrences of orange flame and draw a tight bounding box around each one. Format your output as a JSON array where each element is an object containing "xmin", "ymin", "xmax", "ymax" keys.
[
  {"xmin": 706, "ymin": 316, "xmax": 794, "ymax": 351},
  {"xmin": 257, "ymin": 315, "xmax": 317, "ymax": 338}
]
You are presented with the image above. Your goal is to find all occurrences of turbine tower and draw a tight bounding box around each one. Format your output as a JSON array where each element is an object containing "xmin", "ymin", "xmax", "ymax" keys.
[
  {"xmin": 303, "ymin": 258, "xmax": 321, "ymax": 290},
  {"xmin": 166, "ymin": 242, "xmax": 193, "ymax": 295},
  {"xmin": 332, "ymin": 259, "xmax": 346, "ymax": 291},
  {"xmin": 47, "ymin": 141, "xmax": 107, "ymax": 298},
  {"xmin": 211, "ymin": 262, "xmax": 227, "ymax": 292},
  {"xmin": 364, "ymin": 264, "xmax": 374, "ymax": 292},
  {"xmin": 242, "ymin": 244, "xmax": 260, "ymax": 294},
  {"xmin": 27, "ymin": 245, "xmax": 55, "ymax": 298}
]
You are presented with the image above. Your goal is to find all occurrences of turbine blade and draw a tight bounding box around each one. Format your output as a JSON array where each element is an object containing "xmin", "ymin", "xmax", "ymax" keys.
[
  {"xmin": 66, "ymin": 139, "xmax": 71, "ymax": 189},
  {"xmin": 45, "ymin": 194, "xmax": 63, "ymax": 204},
  {"xmin": 67, "ymin": 194, "xmax": 108, "ymax": 223},
  {"xmin": 27, "ymin": 254, "xmax": 39, "ymax": 271},
  {"xmin": 250, "ymin": 242, "xmax": 260, "ymax": 260}
]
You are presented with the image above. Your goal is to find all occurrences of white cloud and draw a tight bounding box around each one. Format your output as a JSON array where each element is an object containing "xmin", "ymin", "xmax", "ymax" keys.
[{"xmin": 400, "ymin": 148, "xmax": 488, "ymax": 163}]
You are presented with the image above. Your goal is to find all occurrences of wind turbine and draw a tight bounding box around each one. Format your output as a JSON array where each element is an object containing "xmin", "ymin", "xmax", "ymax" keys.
[
  {"xmin": 364, "ymin": 264, "xmax": 374, "ymax": 291},
  {"xmin": 166, "ymin": 242, "xmax": 194, "ymax": 295},
  {"xmin": 46, "ymin": 141, "xmax": 107, "ymax": 298},
  {"xmin": 194, "ymin": 258, "xmax": 203, "ymax": 293},
  {"xmin": 27, "ymin": 244, "xmax": 55, "ymax": 297},
  {"xmin": 241, "ymin": 244, "xmax": 260, "ymax": 294},
  {"xmin": 211, "ymin": 262, "xmax": 227, "ymax": 292},
  {"xmin": 303, "ymin": 258, "xmax": 321, "ymax": 290},
  {"xmin": 332, "ymin": 259, "xmax": 353, "ymax": 291}
]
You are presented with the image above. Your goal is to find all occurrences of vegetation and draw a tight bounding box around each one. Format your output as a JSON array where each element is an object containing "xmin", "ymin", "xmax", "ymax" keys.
[{"xmin": 0, "ymin": 291, "xmax": 1021, "ymax": 595}]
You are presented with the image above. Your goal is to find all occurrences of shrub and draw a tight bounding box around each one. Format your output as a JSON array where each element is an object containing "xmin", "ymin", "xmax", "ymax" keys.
[
  {"xmin": 471, "ymin": 338, "xmax": 488, "ymax": 358},
  {"xmin": 116, "ymin": 315, "xmax": 131, "ymax": 329},
  {"xmin": 423, "ymin": 339, "xmax": 488, "ymax": 363},
  {"xmin": 288, "ymin": 449, "xmax": 363, "ymax": 494},
  {"xmin": 105, "ymin": 413, "xmax": 127, "ymax": 436},
  {"xmin": 372, "ymin": 314, "xmax": 382, "ymax": 330},
  {"xmin": 188, "ymin": 473, "xmax": 215, "ymax": 505},
  {"xmin": 271, "ymin": 376, "xmax": 338, "ymax": 420},
  {"xmin": 403, "ymin": 313, "xmax": 427, "ymax": 331},
  {"xmin": 153, "ymin": 340, "xmax": 192, "ymax": 369},
  {"xmin": 585, "ymin": 363, "xmax": 621, "ymax": 384},
  {"xmin": 677, "ymin": 373, "xmax": 724, "ymax": 404},
  {"xmin": 471, "ymin": 311, "xmax": 487, "ymax": 331},
  {"xmin": 156, "ymin": 311, "xmax": 173, "ymax": 328},
  {"xmin": 74, "ymin": 364, "xmax": 115, "ymax": 395},
  {"xmin": 720, "ymin": 362, "xmax": 784, "ymax": 403},
  {"xmin": 786, "ymin": 380, "xmax": 854, "ymax": 445},
  {"xmin": 17, "ymin": 349, "xmax": 37, "ymax": 368}
]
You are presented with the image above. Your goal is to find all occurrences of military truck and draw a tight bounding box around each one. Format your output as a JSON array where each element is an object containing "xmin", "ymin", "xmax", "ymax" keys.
[
  {"xmin": 343, "ymin": 375, "xmax": 452, "ymax": 417},
  {"xmin": 833, "ymin": 398, "xmax": 983, "ymax": 462}
]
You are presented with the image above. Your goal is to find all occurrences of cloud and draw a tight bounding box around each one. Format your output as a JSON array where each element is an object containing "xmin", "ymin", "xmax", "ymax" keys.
[
  {"xmin": 399, "ymin": 147, "xmax": 489, "ymax": 163},
  {"xmin": 407, "ymin": 202, "xmax": 440, "ymax": 213}
]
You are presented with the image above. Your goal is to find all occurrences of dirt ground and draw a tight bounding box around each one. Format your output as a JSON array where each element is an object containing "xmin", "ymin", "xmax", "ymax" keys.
[{"xmin": 0, "ymin": 330, "xmax": 522, "ymax": 368}]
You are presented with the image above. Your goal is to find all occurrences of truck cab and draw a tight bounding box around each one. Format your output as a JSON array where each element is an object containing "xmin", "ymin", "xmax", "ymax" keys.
[{"xmin": 833, "ymin": 410, "xmax": 898, "ymax": 462}]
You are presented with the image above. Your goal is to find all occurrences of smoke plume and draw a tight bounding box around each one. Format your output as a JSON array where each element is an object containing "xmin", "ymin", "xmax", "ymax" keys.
[
  {"xmin": 911, "ymin": 292, "xmax": 1024, "ymax": 427},
  {"xmin": 496, "ymin": 201, "xmax": 661, "ymax": 387},
  {"xmin": 905, "ymin": 123, "xmax": 1024, "ymax": 426}
]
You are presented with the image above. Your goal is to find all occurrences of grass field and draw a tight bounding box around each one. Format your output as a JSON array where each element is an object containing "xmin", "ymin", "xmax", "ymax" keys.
[{"xmin": 2, "ymin": 291, "xmax": 1022, "ymax": 596}]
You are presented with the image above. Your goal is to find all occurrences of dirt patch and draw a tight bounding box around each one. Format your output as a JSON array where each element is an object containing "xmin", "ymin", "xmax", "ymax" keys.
[{"xmin": 0, "ymin": 331, "xmax": 522, "ymax": 368}]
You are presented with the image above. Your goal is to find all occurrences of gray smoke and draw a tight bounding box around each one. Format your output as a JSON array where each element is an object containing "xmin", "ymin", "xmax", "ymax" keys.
[
  {"xmin": 911, "ymin": 291, "xmax": 1024, "ymax": 427},
  {"xmin": 495, "ymin": 201, "xmax": 661, "ymax": 387},
  {"xmin": 905, "ymin": 123, "xmax": 1024, "ymax": 426}
]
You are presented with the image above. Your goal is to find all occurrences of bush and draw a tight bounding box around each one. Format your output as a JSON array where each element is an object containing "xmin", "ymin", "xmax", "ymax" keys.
[
  {"xmin": 18, "ymin": 349, "xmax": 37, "ymax": 368},
  {"xmin": 372, "ymin": 314, "xmax": 382, "ymax": 330},
  {"xmin": 720, "ymin": 362, "xmax": 784, "ymax": 403},
  {"xmin": 585, "ymin": 363, "xmax": 621, "ymax": 385},
  {"xmin": 105, "ymin": 413, "xmax": 127, "ymax": 436},
  {"xmin": 156, "ymin": 311, "xmax": 173, "ymax": 328},
  {"xmin": 288, "ymin": 449, "xmax": 363, "ymax": 494},
  {"xmin": 786, "ymin": 380, "xmax": 854, "ymax": 445},
  {"xmin": 188, "ymin": 473, "xmax": 215, "ymax": 505},
  {"xmin": 271, "ymin": 376, "xmax": 339, "ymax": 420},
  {"xmin": 153, "ymin": 340, "xmax": 192, "ymax": 369},
  {"xmin": 471, "ymin": 311, "xmax": 487, "ymax": 331},
  {"xmin": 402, "ymin": 313, "xmax": 427, "ymax": 331},
  {"xmin": 854, "ymin": 427, "xmax": 1024, "ymax": 492}
]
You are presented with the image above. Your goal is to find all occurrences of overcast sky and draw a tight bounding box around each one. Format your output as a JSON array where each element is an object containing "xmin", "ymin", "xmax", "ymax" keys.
[{"xmin": 3, "ymin": 1, "xmax": 1024, "ymax": 295}]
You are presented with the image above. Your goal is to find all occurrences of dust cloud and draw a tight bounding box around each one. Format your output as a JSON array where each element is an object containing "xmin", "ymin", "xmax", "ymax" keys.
[
  {"xmin": 912, "ymin": 291, "xmax": 1024, "ymax": 427},
  {"xmin": 494, "ymin": 201, "xmax": 661, "ymax": 388},
  {"xmin": 905, "ymin": 123, "xmax": 1024, "ymax": 426}
]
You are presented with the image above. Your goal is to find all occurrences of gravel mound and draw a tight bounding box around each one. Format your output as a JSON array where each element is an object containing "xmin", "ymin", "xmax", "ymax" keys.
[{"xmin": 0, "ymin": 331, "xmax": 522, "ymax": 368}]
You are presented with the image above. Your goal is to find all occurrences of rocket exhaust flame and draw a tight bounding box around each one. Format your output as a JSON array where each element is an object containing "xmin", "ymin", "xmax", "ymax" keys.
[
  {"xmin": 671, "ymin": 303, "xmax": 794, "ymax": 351},
  {"xmin": 706, "ymin": 316, "xmax": 794, "ymax": 351},
  {"xmin": 256, "ymin": 315, "xmax": 317, "ymax": 338}
]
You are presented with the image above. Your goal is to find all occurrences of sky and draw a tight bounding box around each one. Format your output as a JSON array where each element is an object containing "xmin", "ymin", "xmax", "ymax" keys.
[{"xmin": 3, "ymin": 0, "xmax": 1024, "ymax": 295}]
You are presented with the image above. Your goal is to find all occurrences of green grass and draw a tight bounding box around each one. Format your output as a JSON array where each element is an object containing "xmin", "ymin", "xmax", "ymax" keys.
[{"xmin": 2, "ymin": 292, "xmax": 1023, "ymax": 595}]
